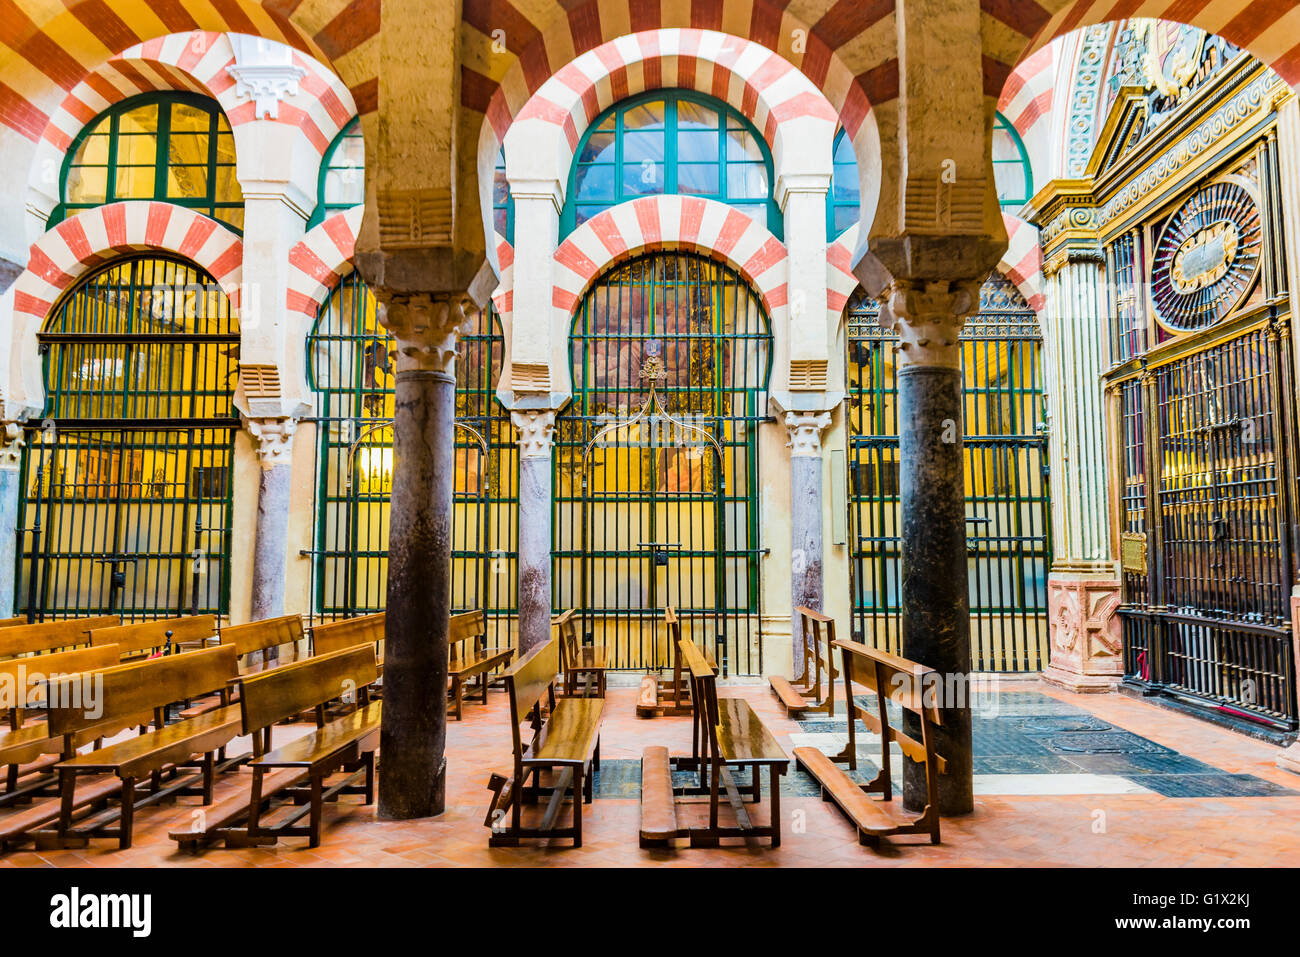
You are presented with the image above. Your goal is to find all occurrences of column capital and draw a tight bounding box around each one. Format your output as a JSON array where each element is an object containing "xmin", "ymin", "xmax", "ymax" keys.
[
  {"xmin": 377, "ymin": 291, "xmax": 469, "ymax": 375},
  {"xmin": 784, "ymin": 410, "xmax": 832, "ymax": 457},
  {"xmin": 510, "ymin": 409, "xmax": 557, "ymax": 458},
  {"xmin": 244, "ymin": 415, "xmax": 298, "ymax": 468},
  {"xmin": 0, "ymin": 422, "xmax": 23, "ymax": 470},
  {"xmin": 879, "ymin": 279, "xmax": 981, "ymax": 370}
]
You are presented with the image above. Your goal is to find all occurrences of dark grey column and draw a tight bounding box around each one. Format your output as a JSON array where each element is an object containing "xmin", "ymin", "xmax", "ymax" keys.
[
  {"xmin": 0, "ymin": 425, "xmax": 22, "ymax": 619},
  {"xmin": 785, "ymin": 411, "xmax": 830, "ymax": 680},
  {"xmin": 511, "ymin": 409, "xmax": 555, "ymax": 655},
  {"xmin": 884, "ymin": 280, "xmax": 979, "ymax": 816},
  {"xmin": 376, "ymin": 293, "xmax": 462, "ymax": 820},
  {"xmin": 245, "ymin": 417, "xmax": 296, "ymax": 622}
]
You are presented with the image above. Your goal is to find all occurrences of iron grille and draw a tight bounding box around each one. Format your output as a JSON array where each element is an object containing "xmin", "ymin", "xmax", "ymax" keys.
[
  {"xmin": 554, "ymin": 251, "xmax": 770, "ymax": 674},
  {"xmin": 14, "ymin": 256, "xmax": 238, "ymax": 620},
  {"xmin": 846, "ymin": 275, "xmax": 1052, "ymax": 671},
  {"xmin": 1118, "ymin": 326, "xmax": 1298, "ymax": 729},
  {"xmin": 305, "ymin": 272, "xmax": 518, "ymax": 628}
]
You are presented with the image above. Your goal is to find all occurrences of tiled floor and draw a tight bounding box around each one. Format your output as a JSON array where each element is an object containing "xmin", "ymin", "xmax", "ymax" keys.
[{"xmin": 4, "ymin": 677, "xmax": 1300, "ymax": 867}]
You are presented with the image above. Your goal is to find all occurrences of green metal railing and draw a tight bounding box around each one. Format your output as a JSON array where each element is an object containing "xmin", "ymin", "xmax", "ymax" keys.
[
  {"xmin": 554, "ymin": 251, "xmax": 771, "ymax": 674},
  {"xmin": 846, "ymin": 274, "xmax": 1052, "ymax": 671},
  {"xmin": 305, "ymin": 272, "xmax": 518, "ymax": 627},
  {"xmin": 14, "ymin": 256, "xmax": 238, "ymax": 621}
]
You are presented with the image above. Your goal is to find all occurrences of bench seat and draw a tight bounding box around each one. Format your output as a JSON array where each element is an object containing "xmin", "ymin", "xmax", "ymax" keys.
[
  {"xmin": 767, "ymin": 675, "xmax": 810, "ymax": 716},
  {"xmin": 716, "ymin": 697, "xmax": 788, "ymax": 765},
  {"xmin": 251, "ymin": 701, "xmax": 382, "ymax": 770},
  {"xmin": 167, "ymin": 767, "xmax": 309, "ymax": 848},
  {"xmin": 0, "ymin": 774, "xmax": 121, "ymax": 848},
  {"xmin": 794, "ymin": 746, "xmax": 932, "ymax": 843},
  {"xmin": 527, "ymin": 698, "xmax": 603, "ymax": 767},
  {"xmin": 58, "ymin": 704, "xmax": 242, "ymax": 780},
  {"xmin": 638, "ymin": 745, "xmax": 678, "ymax": 847}
]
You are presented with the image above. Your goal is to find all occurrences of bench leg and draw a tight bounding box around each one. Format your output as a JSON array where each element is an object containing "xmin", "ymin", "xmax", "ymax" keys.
[
  {"xmin": 572, "ymin": 766, "xmax": 583, "ymax": 848},
  {"xmin": 309, "ymin": 776, "xmax": 323, "ymax": 848},
  {"xmin": 119, "ymin": 777, "xmax": 136, "ymax": 850},
  {"xmin": 247, "ymin": 767, "xmax": 265, "ymax": 837},
  {"xmin": 769, "ymin": 765, "xmax": 781, "ymax": 848},
  {"xmin": 57, "ymin": 769, "xmax": 77, "ymax": 840},
  {"xmin": 364, "ymin": 751, "xmax": 376, "ymax": 804},
  {"xmin": 451, "ymin": 678, "xmax": 464, "ymax": 721},
  {"xmin": 202, "ymin": 752, "xmax": 215, "ymax": 804}
]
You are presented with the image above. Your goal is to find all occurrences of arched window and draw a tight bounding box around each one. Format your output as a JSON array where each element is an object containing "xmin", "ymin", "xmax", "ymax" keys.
[
  {"xmin": 17, "ymin": 256, "xmax": 240, "ymax": 620},
  {"xmin": 828, "ymin": 129, "xmax": 860, "ymax": 239},
  {"xmin": 562, "ymin": 91, "xmax": 781, "ymax": 240},
  {"xmin": 992, "ymin": 113, "xmax": 1033, "ymax": 211},
  {"xmin": 492, "ymin": 146, "xmax": 513, "ymax": 243},
  {"xmin": 56, "ymin": 93, "xmax": 243, "ymax": 232},
  {"xmin": 310, "ymin": 117, "xmax": 364, "ymax": 227}
]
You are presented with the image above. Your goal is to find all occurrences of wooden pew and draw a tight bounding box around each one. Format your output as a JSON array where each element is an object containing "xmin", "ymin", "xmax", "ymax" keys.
[
  {"xmin": 90, "ymin": 615, "xmax": 217, "ymax": 661},
  {"xmin": 448, "ymin": 610, "xmax": 513, "ymax": 720},
  {"xmin": 30, "ymin": 644, "xmax": 242, "ymax": 850},
  {"xmin": 0, "ymin": 615, "xmax": 121, "ymax": 661},
  {"xmin": 553, "ymin": 609, "xmax": 606, "ymax": 699},
  {"xmin": 0, "ymin": 617, "xmax": 27, "ymax": 628},
  {"xmin": 635, "ymin": 606, "xmax": 707, "ymax": 718},
  {"xmin": 177, "ymin": 615, "xmax": 308, "ymax": 719},
  {"xmin": 639, "ymin": 638, "xmax": 788, "ymax": 848},
  {"xmin": 0, "ymin": 644, "xmax": 121, "ymax": 806},
  {"xmin": 170, "ymin": 644, "xmax": 381, "ymax": 850},
  {"xmin": 794, "ymin": 640, "xmax": 947, "ymax": 846},
  {"xmin": 484, "ymin": 638, "xmax": 602, "ymax": 848},
  {"xmin": 311, "ymin": 612, "xmax": 384, "ymax": 665},
  {"xmin": 768, "ymin": 606, "xmax": 839, "ymax": 717}
]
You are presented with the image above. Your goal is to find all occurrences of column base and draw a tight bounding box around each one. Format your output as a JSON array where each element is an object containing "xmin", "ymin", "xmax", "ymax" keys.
[
  {"xmin": 1277, "ymin": 741, "xmax": 1300, "ymax": 776},
  {"xmin": 1044, "ymin": 572, "xmax": 1123, "ymax": 692}
]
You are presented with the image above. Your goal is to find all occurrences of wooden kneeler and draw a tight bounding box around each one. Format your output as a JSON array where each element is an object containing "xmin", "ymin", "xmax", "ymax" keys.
[
  {"xmin": 635, "ymin": 607, "xmax": 713, "ymax": 718},
  {"xmin": 794, "ymin": 639, "xmax": 947, "ymax": 846},
  {"xmin": 768, "ymin": 606, "xmax": 838, "ymax": 717}
]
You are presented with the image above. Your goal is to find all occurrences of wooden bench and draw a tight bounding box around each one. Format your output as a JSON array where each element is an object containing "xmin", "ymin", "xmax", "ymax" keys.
[
  {"xmin": 768, "ymin": 606, "xmax": 839, "ymax": 717},
  {"xmin": 90, "ymin": 615, "xmax": 217, "ymax": 661},
  {"xmin": 311, "ymin": 612, "xmax": 384, "ymax": 665},
  {"xmin": 170, "ymin": 644, "xmax": 381, "ymax": 850},
  {"xmin": 448, "ymin": 610, "xmax": 513, "ymax": 719},
  {"xmin": 553, "ymin": 609, "xmax": 606, "ymax": 698},
  {"xmin": 28, "ymin": 644, "xmax": 242, "ymax": 850},
  {"xmin": 484, "ymin": 638, "xmax": 602, "ymax": 848},
  {"xmin": 177, "ymin": 615, "xmax": 308, "ymax": 720},
  {"xmin": 0, "ymin": 644, "xmax": 121, "ymax": 807},
  {"xmin": 0, "ymin": 615, "xmax": 120, "ymax": 660},
  {"xmin": 794, "ymin": 640, "xmax": 946, "ymax": 846},
  {"xmin": 0, "ymin": 617, "xmax": 28, "ymax": 628},
  {"xmin": 640, "ymin": 638, "xmax": 788, "ymax": 848},
  {"xmin": 635, "ymin": 606, "xmax": 711, "ymax": 718}
]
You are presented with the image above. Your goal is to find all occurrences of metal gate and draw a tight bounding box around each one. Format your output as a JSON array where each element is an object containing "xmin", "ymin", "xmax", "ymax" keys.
[
  {"xmin": 306, "ymin": 272, "xmax": 518, "ymax": 624},
  {"xmin": 1118, "ymin": 325, "xmax": 1298, "ymax": 730},
  {"xmin": 15, "ymin": 257, "xmax": 237, "ymax": 621},
  {"xmin": 553, "ymin": 251, "xmax": 770, "ymax": 674},
  {"xmin": 846, "ymin": 274, "xmax": 1051, "ymax": 671}
]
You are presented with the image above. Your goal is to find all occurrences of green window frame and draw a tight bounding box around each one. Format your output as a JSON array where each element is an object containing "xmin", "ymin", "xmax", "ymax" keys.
[
  {"xmin": 54, "ymin": 92, "xmax": 243, "ymax": 233},
  {"xmin": 492, "ymin": 146, "xmax": 514, "ymax": 244},
  {"xmin": 827, "ymin": 128, "xmax": 861, "ymax": 240},
  {"xmin": 992, "ymin": 112, "xmax": 1033, "ymax": 211},
  {"xmin": 309, "ymin": 117, "xmax": 365, "ymax": 228},
  {"xmin": 561, "ymin": 90, "xmax": 781, "ymax": 240}
]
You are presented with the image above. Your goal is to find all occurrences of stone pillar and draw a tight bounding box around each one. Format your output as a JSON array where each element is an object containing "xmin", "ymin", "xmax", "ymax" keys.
[
  {"xmin": 244, "ymin": 416, "xmax": 297, "ymax": 622},
  {"xmin": 881, "ymin": 280, "xmax": 980, "ymax": 816},
  {"xmin": 1039, "ymin": 248, "xmax": 1123, "ymax": 692},
  {"xmin": 375, "ymin": 292, "xmax": 464, "ymax": 820},
  {"xmin": 511, "ymin": 409, "xmax": 556, "ymax": 656},
  {"xmin": 785, "ymin": 410, "xmax": 832, "ymax": 679},
  {"xmin": 0, "ymin": 423, "xmax": 22, "ymax": 619}
]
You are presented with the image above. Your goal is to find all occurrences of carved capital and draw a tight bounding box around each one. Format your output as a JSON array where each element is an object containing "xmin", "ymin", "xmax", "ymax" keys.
[
  {"xmin": 879, "ymin": 279, "xmax": 981, "ymax": 370},
  {"xmin": 511, "ymin": 409, "xmax": 556, "ymax": 458},
  {"xmin": 377, "ymin": 292, "xmax": 467, "ymax": 375},
  {"xmin": 784, "ymin": 411, "xmax": 832, "ymax": 457},
  {"xmin": 226, "ymin": 63, "xmax": 307, "ymax": 119},
  {"xmin": 0, "ymin": 422, "xmax": 23, "ymax": 469},
  {"xmin": 244, "ymin": 416, "xmax": 298, "ymax": 468}
]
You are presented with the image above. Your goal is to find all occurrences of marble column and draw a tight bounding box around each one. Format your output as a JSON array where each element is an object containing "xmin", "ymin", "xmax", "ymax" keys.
[
  {"xmin": 881, "ymin": 280, "xmax": 980, "ymax": 816},
  {"xmin": 1039, "ymin": 252, "xmax": 1123, "ymax": 692},
  {"xmin": 511, "ymin": 409, "xmax": 556, "ymax": 656},
  {"xmin": 0, "ymin": 423, "xmax": 23, "ymax": 619},
  {"xmin": 785, "ymin": 410, "xmax": 832, "ymax": 680},
  {"xmin": 375, "ymin": 292, "xmax": 464, "ymax": 820},
  {"xmin": 244, "ymin": 416, "xmax": 297, "ymax": 623}
]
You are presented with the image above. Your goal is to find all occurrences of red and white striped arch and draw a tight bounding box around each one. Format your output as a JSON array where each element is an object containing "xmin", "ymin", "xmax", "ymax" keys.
[
  {"xmin": 998, "ymin": 43, "xmax": 1058, "ymax": 191},
  {"xmin": 551, "ymin": 195, "xmax": 788, "ymax": 323},
  {"xmin": 7, "ymin": 201, "xmax": 244, "ymax": 415},
  {"xmin": 285, "ymin": 205, "xmax": 365, "ymax": 324},
  {"xmin": 826, "ymin": 215, "xmax": 1045, "ymax": 328}
]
